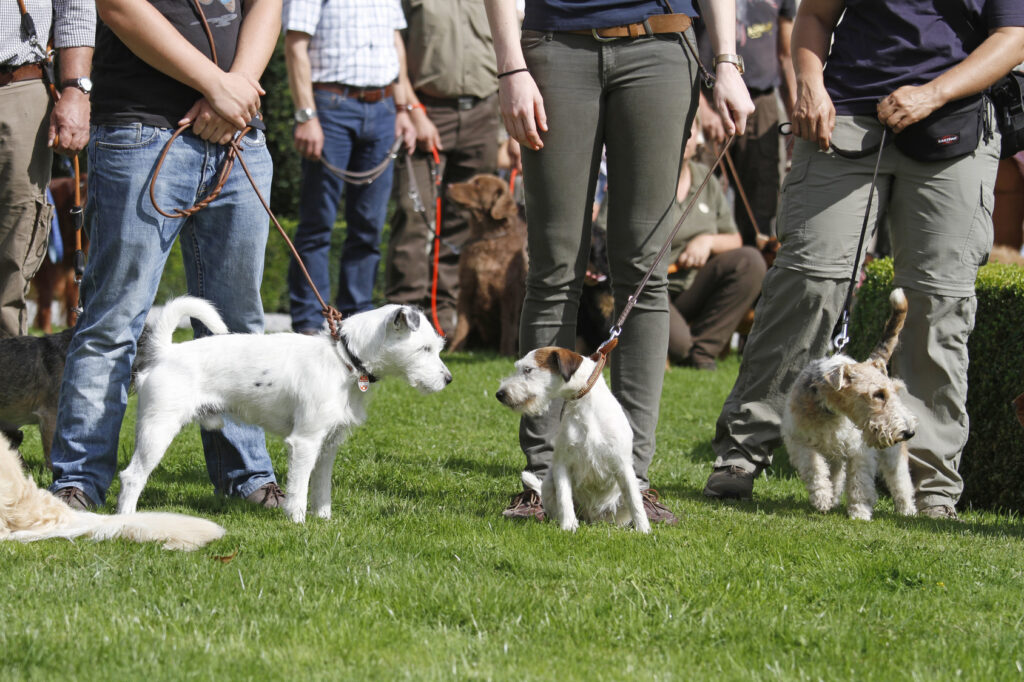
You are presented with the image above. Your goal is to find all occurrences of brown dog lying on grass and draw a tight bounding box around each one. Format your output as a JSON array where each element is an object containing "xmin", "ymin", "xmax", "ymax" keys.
[{"xmin": 446, "ymin": 174, "xmax": 527, "ymax": 356}]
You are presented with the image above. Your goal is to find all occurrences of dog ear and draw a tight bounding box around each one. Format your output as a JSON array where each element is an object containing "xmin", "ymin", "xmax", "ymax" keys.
[
  {"xmin": 391, "ymin": 306, "xmax": 421, "ymax": 332},
  {"xmin": 822, "ymin": 364, "xmax": 848, "ymax": 391},
  {"xmin": 546, "ymin": 348, "xmax": 584, "ymax": 382},
  {"xmin": 488, "ymin": 183, "xmax": 518, "ymax": 222}
]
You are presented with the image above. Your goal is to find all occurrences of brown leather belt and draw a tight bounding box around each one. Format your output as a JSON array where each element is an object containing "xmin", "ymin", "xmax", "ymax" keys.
[
  {"xmin": 0, "ymin": 63, "xmax": 44, "ymax": 87},
  {"xmin": 568, "ymin": 13, "xmax": 692, "ymax": 39},
  {"xmin": 313, "ymin": 82, "xmax": 394, "ymax": 103}
]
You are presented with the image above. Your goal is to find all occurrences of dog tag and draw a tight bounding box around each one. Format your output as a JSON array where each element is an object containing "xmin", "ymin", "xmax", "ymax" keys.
[{"xmin": 358, "ymin": 375, "xmax": 370, "ymax": 392}]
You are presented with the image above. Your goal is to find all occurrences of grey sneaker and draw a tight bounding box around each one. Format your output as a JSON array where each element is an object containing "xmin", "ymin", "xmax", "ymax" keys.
[
  {"xmin": 245, "ymin": 482, "xmax": 285, "ymax": 509},
  {"xmin": 54, "ymin": 486, "xmax": 96, "ymax": 511},
  {"xmin": 703, "ymin": 466, "xmax": 755, "ymax": 500},
  {"xmin": 918, "ymin": 504, "xmax": 960, "ymax": 521},
  {"xmin": 502, "ymin": 489, "xmax": 545, "ymax": 521}
]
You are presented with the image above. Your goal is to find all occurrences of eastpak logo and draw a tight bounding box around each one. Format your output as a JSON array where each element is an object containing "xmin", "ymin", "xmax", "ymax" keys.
[{"xmin": 936, "ymin": 133, "xmax": 960, "ymax": 146}]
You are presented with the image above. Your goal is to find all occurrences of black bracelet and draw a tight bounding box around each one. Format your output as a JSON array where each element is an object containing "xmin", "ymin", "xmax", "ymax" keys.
[{"xmin": 497, "ymin": 67, "xmax": 530, "ymax": 79}]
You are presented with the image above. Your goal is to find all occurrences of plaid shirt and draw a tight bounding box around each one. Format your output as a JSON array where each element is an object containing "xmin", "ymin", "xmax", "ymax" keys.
[
  {"xmin": 2, "ymin": 0, "xmax": 95, "ymax": 67},
  {"xmin": 282, "ymin": 0, "xmax": 405, "ymax": 87}
]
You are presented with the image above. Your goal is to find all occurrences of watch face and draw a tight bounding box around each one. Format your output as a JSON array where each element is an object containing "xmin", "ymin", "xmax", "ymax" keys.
[{"xmin": 79, "ymin": 77, "xmax": 93, "ymax": 93}]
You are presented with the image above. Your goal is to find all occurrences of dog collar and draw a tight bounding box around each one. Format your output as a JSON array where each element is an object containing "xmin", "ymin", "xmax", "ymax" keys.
[
  {"xmin": 338, "ymin": 334, "xmax": 378, "ymax": 392},
  {"xmin": 570, "ymin": 338, "xmax": 619, "ymax": 401}
]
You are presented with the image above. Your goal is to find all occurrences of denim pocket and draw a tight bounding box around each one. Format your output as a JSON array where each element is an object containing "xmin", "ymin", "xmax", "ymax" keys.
[
  {"xmin": 238, "ymin": 128, "xmax": 267, "ymax": 149},
  {"xmin": 93, "ymin": 124, "xmax": 161, "ymax": 150}
]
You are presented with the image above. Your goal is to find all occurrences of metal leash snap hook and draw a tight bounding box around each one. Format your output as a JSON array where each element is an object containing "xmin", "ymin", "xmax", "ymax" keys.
[{"xmin": 832, "ymin": 326, "xmax": 850, "ymax": 354}]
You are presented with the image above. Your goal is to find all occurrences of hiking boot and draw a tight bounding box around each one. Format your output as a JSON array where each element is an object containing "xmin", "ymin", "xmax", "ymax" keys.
[
  {"xmin": 54, "ymin": 486, "xmax": 96, "ymax": 511},
  {"xmin": 641, "ymin": 488, "xmax": 679, "ymax": 525},
  {"xmin": 703, "ymin": 465, "xmax": 756, "ymax": 500},
  {"xmin": 918, "ymin": 504, "xmax": 960, "ymax": 521},
  {"xmin": 502, "ymin": 489, "xmax": 544, "ymax": 521},
  {"xmin": 246, "ymin": 482, "xmax": 285, "ymax": 509}
]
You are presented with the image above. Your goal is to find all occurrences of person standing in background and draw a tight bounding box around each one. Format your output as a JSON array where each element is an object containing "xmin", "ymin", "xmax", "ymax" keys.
[
  {"xmin": 385, "ymin": 0, "xmax": 500, "ymax": 338},
  {"xmin": 1, "ymin": 0, "xmax": 94, "ymax": 337}
]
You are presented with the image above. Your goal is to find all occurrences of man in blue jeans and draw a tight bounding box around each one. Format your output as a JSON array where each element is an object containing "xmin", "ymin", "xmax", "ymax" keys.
[
  {"xmin": 283, "ymin": 0, "xmax": 415, "ymax": 331},
  {"xmin": 49, "ymin": 0, "xmax": 285, "ymax": 511}
]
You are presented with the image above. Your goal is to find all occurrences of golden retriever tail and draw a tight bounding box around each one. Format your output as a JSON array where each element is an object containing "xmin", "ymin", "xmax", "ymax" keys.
[{"xmin": 0, "ymin": 437, "xmax": 225, "ymax": 551}]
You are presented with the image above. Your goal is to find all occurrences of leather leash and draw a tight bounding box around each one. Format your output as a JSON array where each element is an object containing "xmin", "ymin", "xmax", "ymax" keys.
[{"xmin": 404, "ymin": 147, "xmax": 445, "ymax": 335}]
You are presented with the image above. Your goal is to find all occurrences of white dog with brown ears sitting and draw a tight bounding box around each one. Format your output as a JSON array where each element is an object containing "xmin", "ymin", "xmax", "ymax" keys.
[
  {"xmin": 0, "ymin": 435, "xmax": 224, "ymax": 550},
  {"xmin": 496, "ymin": 340, "xmax": 650, "ymax": 533},
  {"xmin": 117, "ymin": 297, "xmax": 451, "ymax": 524},
  {"xmin": 782, "ymin": 288, "xmax": 918, "ymax": 521}
]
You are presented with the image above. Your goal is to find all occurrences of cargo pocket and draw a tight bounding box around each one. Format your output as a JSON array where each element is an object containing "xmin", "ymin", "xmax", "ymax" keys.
[
  {"xmin": 959, "ymin": 181, "xmax": 994, "ymax": 269},
  {"xmin": 23, "ymin": 196, "xmax": 53, "ymax": 282}
]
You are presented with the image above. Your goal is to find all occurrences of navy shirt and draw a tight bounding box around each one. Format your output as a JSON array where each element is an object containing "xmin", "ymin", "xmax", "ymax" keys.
[
  {"xmin": 825, "ymin": 0, "xmax": 1024, "ymax": 116},
  {"xmin": 523, "ymin": 0, "xmax": 698, "ymax": 32},
  {"xmin": 696, "ymin": 0, "xmax": 797, "ymax": 93}
]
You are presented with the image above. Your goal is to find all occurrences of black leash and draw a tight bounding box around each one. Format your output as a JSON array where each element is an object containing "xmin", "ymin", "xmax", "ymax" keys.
[{"xmin": 829, "ymin": 127, "xmax": 889, "ymax": 354}]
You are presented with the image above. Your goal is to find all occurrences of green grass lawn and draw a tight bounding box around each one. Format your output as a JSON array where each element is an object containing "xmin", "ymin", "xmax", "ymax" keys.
[{"xmin": 3, "ymin": 351, "xmax": 1023, "ymax": 680}]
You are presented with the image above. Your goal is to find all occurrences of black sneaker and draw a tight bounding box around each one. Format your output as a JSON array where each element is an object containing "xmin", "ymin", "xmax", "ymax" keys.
[
  {"xmin": 245, "ymin": 482, "xmax": 285, "ymax": 509},
  {"xmin": 502, "ymin": 489, "xmax": 544, "ymax": 521},
  {"xmin": 54, "ymin": 486, "xmax": 96, "ymax": 511},
  {"xmin": 703, "ymin": 465, "xmax": 755, "ymax": 500},
  {"xmin": 641, "ymin": 488, "xmax": 679, "ymax": 525}
]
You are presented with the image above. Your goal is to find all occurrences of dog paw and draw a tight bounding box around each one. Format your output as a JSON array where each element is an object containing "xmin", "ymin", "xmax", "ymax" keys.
[
  {"xmin": 634, "ymin": 519, "xmax": 652, "ymax": 534},
  {"xmin": 314, "ymin": 505, "xmax": 332, "ymax": 520},
  {"xmin": 560, "ymin": 518, "xmax": 579, "ymax": 532},
  {"xmin": 809, "ymin": 491, "xmax": 834, "ymax": 513},
  {"xmin": 895, "ymin": 501, "xmax": 917, "ymax": 516},
  {"xmin": 282, "ymin": 502, "xmax": 306, "ymax": 524},
  {"xmin": 847, "ymin": 505, "xmax": 873, "ymax": 521}
]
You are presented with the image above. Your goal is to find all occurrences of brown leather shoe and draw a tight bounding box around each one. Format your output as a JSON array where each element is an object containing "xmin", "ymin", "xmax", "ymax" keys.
[
  {"xmin": 245, "ymin": 482, "xmax": 285, "ymax": 509},
  {"xmin": 703, "ymin": 465, "xmax": 755, "ymax": 500},
  {"xmin": 502, "ymin": 489, "xmax": 544, "ymax": 521},
  {"xmin": 641, "ymin": 488, "xmax": 679, "ymax": 525},
  {"xmin": 54, "ymin": 486, "xmax": 96, "ymax": 511}
]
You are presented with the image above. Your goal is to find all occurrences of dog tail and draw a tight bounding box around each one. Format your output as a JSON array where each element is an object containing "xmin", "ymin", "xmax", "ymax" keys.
[
  {"xmin": 0, "ymin": 435, "xmax": 225, "ymax": 551},
  {"xmin": 12, "ymin": 510, "xmax": 226, "ymax": 552},
  {"xmin": 868, "ymin": 287, "xmax": 908, "ymax": 366},
  {"xmin": 149, "ymin": 296, "xmax": 229, "ymax": 354}
]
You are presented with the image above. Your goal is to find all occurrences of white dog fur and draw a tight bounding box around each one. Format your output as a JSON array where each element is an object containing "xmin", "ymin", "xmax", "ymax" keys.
[
  {"xmin": 117, "ymin": 297, "xmax": 451, "ymax": 523},
  {"xmin": 496, "ymin": 346, "xmax": 650, "ymax": 533},
  {"xmin": 0, "ymin": 435, "xmax": 224, "ymax": 550},
  {"xmin": 782, "ymin": 288, "xmax": 918, "ymax": 521}
]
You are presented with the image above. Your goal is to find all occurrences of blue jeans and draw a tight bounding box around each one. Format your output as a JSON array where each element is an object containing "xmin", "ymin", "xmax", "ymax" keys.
[
  {"xmin": 49, "ymin": 124, "xmax": 278, "ymax": 506},
  {"xmin": 288, "ymin": 90, "xmax": 396, "ymax": 331}
]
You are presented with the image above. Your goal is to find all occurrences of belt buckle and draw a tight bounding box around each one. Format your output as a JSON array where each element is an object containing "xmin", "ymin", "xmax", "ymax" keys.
[
  {"xmin": 591, "ymin": 28, "xmax": 619, "ymax": 42},
  {"xmin": 456, "ymin": 96, "xmax": 474, "ymax": 111}
]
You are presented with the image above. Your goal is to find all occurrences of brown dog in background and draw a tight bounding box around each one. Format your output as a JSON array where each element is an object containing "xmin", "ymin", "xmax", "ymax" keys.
[
  {"xmin": 33, "ymin": 174, "xmax": 88, "ymax": 333},
  {"xmin": 446, "ymin": 174, "xmax": 527, "ymax": 356}
]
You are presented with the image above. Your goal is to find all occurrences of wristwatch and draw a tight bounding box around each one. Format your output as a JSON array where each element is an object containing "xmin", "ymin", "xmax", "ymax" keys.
[
  {"xmin": 294, "ymin": 107, "xmax": 317, "ymax": 123},
  {"xmin": 61, "ymin": 77, "xmax": 92, "ymax": 95},
  {"xmin": 712, "ymin": 54, "xmax": 745, "ymax": 75}
]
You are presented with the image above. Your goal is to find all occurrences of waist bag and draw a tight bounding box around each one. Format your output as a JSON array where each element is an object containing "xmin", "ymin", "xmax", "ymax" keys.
[
  {"xmin": 893, "ymin": 95, "xmax": 984, "ymax": 162},
  {"xmin": 989, "ymin": 70, "xmax": 1024, "ymax": 160}
]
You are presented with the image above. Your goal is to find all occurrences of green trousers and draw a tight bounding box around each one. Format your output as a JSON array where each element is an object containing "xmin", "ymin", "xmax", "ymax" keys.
[
  {"xmin": 517, "ymin": 29, "xmax": 698, "ymax": 488},
  {"xmin": 713, "ymin": 112, "xmax": 1000, "ymax": 508}
]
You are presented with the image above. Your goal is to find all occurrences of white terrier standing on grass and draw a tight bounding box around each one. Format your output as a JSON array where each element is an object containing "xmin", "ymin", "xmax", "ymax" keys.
[
  {"xmin": 117, "ymin": 297, "xmax": 451, "ymax": 523},
  {"xmin": 496, "ymin": 343, "xmax": 650, "ymax": 533},
  {"xmin": 782, "ymin": 288, "xmax": 918, "ymax": 521}
]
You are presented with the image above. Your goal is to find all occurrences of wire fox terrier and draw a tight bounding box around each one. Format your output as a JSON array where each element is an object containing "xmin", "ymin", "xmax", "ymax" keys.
[
  {"xmin": 782, "ymin": 288, "xmax": 918, "ymax": 521},
  {"xmin": 496, "ymin": 344, "xmax": 650, "ymax": 533},
  {"xmin": 117, "ymin": 296, "xmax": 452, "ymax": 523}
]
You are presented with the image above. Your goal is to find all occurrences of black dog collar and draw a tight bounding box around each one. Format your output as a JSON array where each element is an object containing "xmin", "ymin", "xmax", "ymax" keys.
[{"xmin": 338, "ymin": 334, "xmax": 378, "ymax": 391}]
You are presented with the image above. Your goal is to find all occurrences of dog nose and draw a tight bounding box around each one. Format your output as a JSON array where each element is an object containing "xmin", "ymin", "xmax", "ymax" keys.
[
  {"xmin": 902, "ymin": 428, "xmax": 915, "ymax": 441},
  {"xmin": 496, "ymin": 388, "xmax": 506, "ymax": 403},
  {"xmin": 444, "ymin": 372, "xmax": 453, "ymax": 385}
]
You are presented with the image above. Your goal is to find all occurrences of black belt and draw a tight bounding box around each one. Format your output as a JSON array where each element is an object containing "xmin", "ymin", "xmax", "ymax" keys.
[
  {"xmin": 747, "ymin": 86, "xmax": 775, "ymax": 98},
  {"xmin": 416, "ymin": 92, "xmax": 488, "ymax": 111}
]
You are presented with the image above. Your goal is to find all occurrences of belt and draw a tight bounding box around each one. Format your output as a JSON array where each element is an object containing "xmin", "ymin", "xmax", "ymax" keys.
[
  {"xmin": 747, "ymin": 86, "xmax": 775, "ymax": 98},
  {"xmin": 416, "ymin": 92, "xmax": 486, "ymax": 111},
  {"xmin": 313, "ymin": 82, "xmax": 394, "ymax": 103},
  {"xmin": 0, "ymin": 63, "xmax": 44, "ymax": 87},
  {"xmin": 567, "ymin": 13, "xmax": 692, "ymax": 40}
]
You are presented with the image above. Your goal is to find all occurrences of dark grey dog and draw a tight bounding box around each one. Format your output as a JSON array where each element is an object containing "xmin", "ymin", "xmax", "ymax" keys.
[{"xmin": 0, "ymin": 328, "xmax": 73, "ymax": 468}]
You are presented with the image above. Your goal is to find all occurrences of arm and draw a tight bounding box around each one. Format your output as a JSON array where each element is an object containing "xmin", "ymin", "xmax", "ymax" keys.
[
  {"xmin": 877, "ymin": 25, "xmax": 1024, "ymax": 132},
  {"xmin": 790, "ymin": 0, "xmax": 844, "ymax": 150},
  {"xmin": 483, "ymin": 0, "xmax": 547, "ymax": 151},
  {"xmin": 676, "ymin": 232, "xmax": 742, "ymax": 269},
  {"xmin": 48, "ymin": 46, "xmax": 93, "ymax": 155},
  {"xmin": 697, "ymin": 0, "xmax": 755, "ymax": 136},
  {"xmin": 96, "ymin": 0, "xmax": 262, "ymax": 129},
  {"xmin": 776, "ymin": 16, "xmax": 797, "ymax": 120},
  {"xmin": 392, "ymin": 30, "xmax": 418, "ymax": 152},
  {"xmin": 284, "ymin": 30, "xmax": 323, "ymax": 160}
]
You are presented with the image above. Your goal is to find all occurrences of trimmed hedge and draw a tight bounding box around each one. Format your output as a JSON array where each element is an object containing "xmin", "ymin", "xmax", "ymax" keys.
[{"xmin": 850, "ymin": 258, "xmax": 1024, "ymax": 512}]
